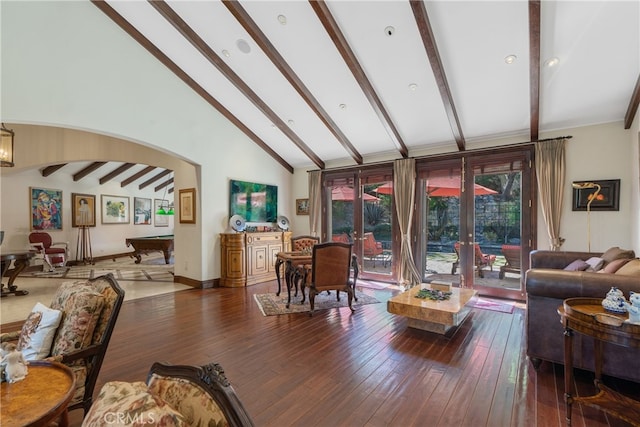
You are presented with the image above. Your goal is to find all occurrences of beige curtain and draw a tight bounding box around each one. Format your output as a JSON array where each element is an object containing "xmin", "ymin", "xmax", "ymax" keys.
[
  {"xmin": 308, "ymin": 170, "xmax": 322, "ymax": 237},
  {"xmin": 535, "ymin": 139, "xmax": 566, "ymax": 250},
  {"xmin": 393, "ymin": 159, "xmax": 422, "ymax": 288}
]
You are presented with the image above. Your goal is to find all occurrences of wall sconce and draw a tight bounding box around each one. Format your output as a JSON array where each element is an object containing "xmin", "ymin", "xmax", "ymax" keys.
[
  {"xmin": 572, "ymin": 182, "xmax": 601, "ymax": 252},
  {"xmin": 1, "ymin": 123, "xmax": 14, "ymax": 167}
]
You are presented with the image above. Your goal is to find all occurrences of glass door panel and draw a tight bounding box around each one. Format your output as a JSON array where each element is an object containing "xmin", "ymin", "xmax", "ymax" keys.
[{"xmin": 360, "ymin": 180, "xmax": 393, "ymax": 279}]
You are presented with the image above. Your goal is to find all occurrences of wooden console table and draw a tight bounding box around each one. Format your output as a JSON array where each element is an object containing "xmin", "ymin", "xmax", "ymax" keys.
[
  {"xmin": 1, "ymin": 250, "xmax": 35, "ymax": 297},
  {"xmin": 558, "ymin": 297, "xmax": 640, "ymax": 426}
]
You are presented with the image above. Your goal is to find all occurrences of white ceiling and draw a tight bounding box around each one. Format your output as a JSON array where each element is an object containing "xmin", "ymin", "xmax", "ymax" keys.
[{"xmin": 93, "ymin": 0, "xmax": 638, "ymax": 171}]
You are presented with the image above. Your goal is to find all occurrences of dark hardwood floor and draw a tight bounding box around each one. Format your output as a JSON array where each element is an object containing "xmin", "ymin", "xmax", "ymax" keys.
[{"xmin": 55, "ymin": 281, "xmax": 638, "ymax": 426}]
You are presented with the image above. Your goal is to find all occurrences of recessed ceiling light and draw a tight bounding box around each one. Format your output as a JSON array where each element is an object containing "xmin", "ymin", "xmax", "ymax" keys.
[
  {"xmin": 222, "ymin": 49, "xmax": 230, "ymax": 58},
  {"xmin": 277, "ymin": 14, "xmax": 287, "ymax": 25},
  {"xmin": 287, "ymin": 119, "xmax": 295, "ymax": 126},
  {"xmin": 236, "ymin": 39, "xmax": 251, "ymax": 54},
  {"xmin": 384, "ymin": 26, "xmax": 395, "ymax": 37},
  {"xmin": 339, "ymin": 104, "xmax": 347, "ymax": 110},
  {"xmin": 408, "ymin": 83, "xmax": 418, "ymax": 91},
  {"xmin": 504, "ymin": 54, "xmax": 517, "ymax": 64},
  {"xmin": 544, "ymin": 57, "xmax": 560, "ymax": 67}
]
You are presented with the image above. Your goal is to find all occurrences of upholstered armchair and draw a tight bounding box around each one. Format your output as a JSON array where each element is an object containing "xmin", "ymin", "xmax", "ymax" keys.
[
  {"xmin": 28, "ymin": 231, "xmax": 69, "ymax": 271},
  {"xmin": 291, "ymin": 235, "xmax": 320, "ymax": 253},
  {"xmin": 0, "ymin": 274, "xmax": 125, "ymax": 414},
  {"xmin": 83, "ymin": 362, "xmax": 255, "ymax": 427}
]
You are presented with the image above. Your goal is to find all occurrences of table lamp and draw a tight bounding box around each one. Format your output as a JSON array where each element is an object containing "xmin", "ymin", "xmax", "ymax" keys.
[{"xmin": 572, "ymin": 182, "xmax": 601, "ymax": 252}]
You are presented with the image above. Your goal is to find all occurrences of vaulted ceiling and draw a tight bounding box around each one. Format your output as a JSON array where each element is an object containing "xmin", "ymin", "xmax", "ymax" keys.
[{"xmin": 48, "ymin": 0, "xmax": 640, "ymax": 180}]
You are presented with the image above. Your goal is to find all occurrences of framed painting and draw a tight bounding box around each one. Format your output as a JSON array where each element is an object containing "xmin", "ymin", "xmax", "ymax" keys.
[
  {"xmin": 30, "ymin": 187, "xmax": 63, "ymax": 230},
  {"xmin": 154, "ymin": 199, "xmax": 169, "ymax": 227},
  {"xmin": 296, "ymin": 198, "xmax": 309, "ymax": 216},
  {"xmin": 71, "ymin": 193, "xmax": 96, "ymax": 227},
  {"xmin": 179, "ymin": 188, "xmax": 196, "ymax": 224},
  {"xmin": 134, "ymin": 197, "xmax": 152, "ymax": 225},
  {"xmin": 101, "ymin": 195, "xmax": 130, "ymax": 224},
  {"xmin": 572, "ymin": 179, "xmax": 620, "ymax": 211}
]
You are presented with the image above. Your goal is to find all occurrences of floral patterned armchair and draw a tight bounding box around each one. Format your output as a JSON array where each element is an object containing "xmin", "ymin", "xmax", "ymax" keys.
[
  {"xmin": 0, "ymin": 274, "xmax": 125, "ymax": 415},
  {"xmin": 83, "ymin": 362, "xmax": 254, "ymax": 427}
]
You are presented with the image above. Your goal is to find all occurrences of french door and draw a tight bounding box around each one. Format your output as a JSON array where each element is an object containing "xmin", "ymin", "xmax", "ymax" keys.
[
  {"xmin": 416, "ymin": 148, "xmax": 534, "ymax": 300},
  {"xmin": 322, "ymin": 168, "xmax": 396, "ymax": 282}
]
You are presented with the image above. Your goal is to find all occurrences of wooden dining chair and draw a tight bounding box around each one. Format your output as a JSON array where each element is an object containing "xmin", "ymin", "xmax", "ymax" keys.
[{"xmin": 306, "ymin": 242, "xmax": 355, "ymax": 315}]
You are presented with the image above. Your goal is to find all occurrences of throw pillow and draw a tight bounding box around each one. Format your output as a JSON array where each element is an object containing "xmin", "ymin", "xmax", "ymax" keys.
[
  {"xmin": 601, "ymin": 247, "xmax": 636, "ymax": 263},
  {"xmin": 82, "ymin": 381, "xmax": 185, "ymax": 427},
  {"xmin": 616, "ymin": 259, "xmax": 640, "ymax": 276},
  {"xmin": 16, "ymin": 302, "xmax": 62, "ymax": 360},
  {"xmin": 564, "ymin": 259, "xmax": 589, "ymax": 271},
  {"xmin": 50, "ymin": 281, "xmax": 105, "ymax": 356},
  {"xmin": 585, "ymin": 257, "xmax": 605, "ymax": 272},
  {"xmin": 601, "ymin": 258, "xmax": 631, "ymax": 274}
]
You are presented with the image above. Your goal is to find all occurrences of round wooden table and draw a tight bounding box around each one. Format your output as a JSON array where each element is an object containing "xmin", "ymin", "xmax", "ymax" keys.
[{"xmin": 1, "ymin": 361, "xmax": 76, "ymax": 427}]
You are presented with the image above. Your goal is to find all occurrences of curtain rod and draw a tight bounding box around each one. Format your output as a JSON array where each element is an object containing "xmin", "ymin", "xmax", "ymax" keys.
[{"xmin": 307, "ymin": 135, "xmax": 573, "ymax": 173}]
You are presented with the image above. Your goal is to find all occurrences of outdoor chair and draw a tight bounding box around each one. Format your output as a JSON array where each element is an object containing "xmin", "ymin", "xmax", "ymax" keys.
[
  {"xmin": 451, "ymin": 242, "xmax": 496, "ymax": 278},
  {"xmin": 499, "ymin": 244, "xmax": 522, "ymax": 279},
  {"xmin": 304, "ymin": 242, "xmax": 355, "ymax": 315},
  {"xmin": 83, "ymin": 361, "xmax": 255, "ymax": 427},
  {"xmin": 28, "ymin": 231, "xmax": 68, "ymax": 271},
  {"xmin": 0, "ymin": 274, "xmax": 125, "ymax": 415},
  {"xmin": 332, "ymin": 233, "xmax": 350, "ymax": 243}
]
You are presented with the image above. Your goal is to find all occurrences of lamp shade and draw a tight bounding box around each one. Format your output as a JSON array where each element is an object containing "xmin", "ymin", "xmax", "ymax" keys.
[{"xmin": 0, "ymin": 124, "xmax": 14, "ymax": 167}]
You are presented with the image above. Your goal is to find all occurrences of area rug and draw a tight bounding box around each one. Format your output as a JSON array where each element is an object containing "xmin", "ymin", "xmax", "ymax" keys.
[
  {"xmin": 468, "ymin": 298, "xmax": 515, "ymax": 314},
  {"xmin": 254, "ymin": 290, "xmax": 380, "ymax": 316}
]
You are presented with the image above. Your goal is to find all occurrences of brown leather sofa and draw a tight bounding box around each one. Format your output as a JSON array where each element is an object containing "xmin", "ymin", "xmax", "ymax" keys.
[{"xmin": 525, "ymin": 249, "xmax": 639, "ymax": 384}]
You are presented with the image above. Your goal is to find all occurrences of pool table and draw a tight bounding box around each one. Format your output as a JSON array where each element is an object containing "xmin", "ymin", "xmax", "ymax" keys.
[{"xmin": 125, "ymin": 235, "xmax": 174, "ymax": 264}]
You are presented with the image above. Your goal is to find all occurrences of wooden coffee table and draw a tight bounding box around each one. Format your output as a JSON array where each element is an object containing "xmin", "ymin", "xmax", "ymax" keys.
[
  {"xmin": 387, "ymin": 284, "xmax": 478, "ymax": 336},
  {"xmin": 1, "ymin": 361, "xmax": 76, "ymax": 427}
]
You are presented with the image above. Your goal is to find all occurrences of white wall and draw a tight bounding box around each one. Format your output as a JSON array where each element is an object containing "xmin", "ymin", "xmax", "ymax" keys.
[{"xmin": 1, "ymin": 1, "xmax": 293, "ymax": 282}]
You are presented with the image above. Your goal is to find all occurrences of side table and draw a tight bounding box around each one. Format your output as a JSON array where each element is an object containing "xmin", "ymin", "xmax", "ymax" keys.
[
  {"xmin": 1, "ymin": 251, "xmax": 35, "ymax": 297},
  {"xmin": 1, "ymin": 360, "xmax": 76, "ymax": 426},
  {"xmin": 558, "ymin": 297, "xmax": 640, "ymax": 426}
]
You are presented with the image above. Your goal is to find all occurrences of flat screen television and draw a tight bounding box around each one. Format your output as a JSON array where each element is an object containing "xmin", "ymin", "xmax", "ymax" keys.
[{"xmin": 229, "ymin": 179, "xmax": 278, "ymax": 223}]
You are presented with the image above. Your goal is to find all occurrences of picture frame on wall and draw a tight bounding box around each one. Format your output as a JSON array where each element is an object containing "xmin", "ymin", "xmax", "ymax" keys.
[
  {"xmin": 572, "ymin": 179, "xmax": 620, "ymax": 211},
  {"xmin": 30, "ymin": 187, "xmax": 63, "ymax": 231},
  {"xmin": 134, "ymin": 197, "xmax": 152, "ymax": 225},
  {"xmin": 154, "ymin": 199, "xmax": 170, "ymax": 227},
  {"xmin": 71, "ymin": 193, "xmax": 96, "ymax": 227},
  {"xmin": 101, "ymin": 195, "xmax": 130, "ymax": 224},
  {"xmin": 179, "ymin": 188, "xmax": 196, "ymax": 224},
  {"xmin": 296, "ymin": 198, "xmax": 309, "ymax": 215}
]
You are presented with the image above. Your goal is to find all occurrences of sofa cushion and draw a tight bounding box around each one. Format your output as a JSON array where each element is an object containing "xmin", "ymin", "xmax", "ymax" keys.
[
  {"xmin": 601, "ymin": 246, "xmax": 636, "ymax": 263},
  {"xmin": 585, "ymin": 257, "xmax": 605, "ymax": 271},
  {"xmin": 83, "ymin": 381, "xmax": 185, "ymax": 427},
  {"xmin": 16, "ymin": 302, "xmax": 62, "ymax": 360},
  {"xmin": 50, "ymin": 281, "xmax": 105, "ymax": 356},
  {"xmin": 615, "ymin": 259, "xmax": 640, "ymax": 276},
  {"xmin": 564, "ymin": 259, "xmax": 589, "ymax": 271},
  {"xmin": 600, "ymin": 258, "xmax": 631, "ymax": 274}
]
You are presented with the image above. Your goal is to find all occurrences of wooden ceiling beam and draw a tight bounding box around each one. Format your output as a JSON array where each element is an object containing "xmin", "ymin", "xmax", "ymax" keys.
[
  {"xmin": 223, "ymin": 0, "xmax": 362, "ymax": 165},
  {"xmin": 150, "ymin": 1, "xmax": 325, "ymax": 170},
  {"xmin": 41, "ymin": 164, "xmax": 66, "ymax": 177},
  {"xmin": 99, "ymin": 162, "xmax": 136, "ymax": 184},
  {"xmin": 410, "ymin": 0, "xmax": 465, "ymax": 152},
  {"xmin": 528, "ymin": 0, "xmax": 541, "ymax": 141},
  {"xmin": 139, "ymin": 169, "xmax": 172, "ymax": 190},
  {"xmin": 73, "ymin": 161, "xmax": 107, "ymax": 181},
  {"xmin": 624, "ymin": 74, "xmax": 640, "ymax": 129},
  {"xmin": 91, "ymin": 0, "xmax": 294, "ymax": 174},
  {"xmin": 155, "ymin": 177, "xmax": 174, "ymax": 192},
  {"xmin": 121, "ymin": 166, "xmax": 156, "ymax": 187},
  {"xmin": 311, "ymin": 0, "xmax": 408, "ymax": 158}
]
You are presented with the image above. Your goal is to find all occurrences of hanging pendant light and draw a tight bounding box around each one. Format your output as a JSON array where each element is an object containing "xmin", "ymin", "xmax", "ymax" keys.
[{"xmin": 155, "ymin": 180, "xmax": 175, "ymax": 215}]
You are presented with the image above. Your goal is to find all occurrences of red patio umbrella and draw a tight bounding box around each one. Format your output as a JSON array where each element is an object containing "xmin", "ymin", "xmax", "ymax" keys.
[
  {"xmin": 332, "ymin": 186, "xmax": 380, "ymax": 202},
  {"xmin": 374, "ymin": 178, "xmax": 497, "ymax": 197}
]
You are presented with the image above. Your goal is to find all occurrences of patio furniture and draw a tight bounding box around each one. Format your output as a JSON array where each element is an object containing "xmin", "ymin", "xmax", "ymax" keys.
[
  {"xmin": 499, "ymin": 244, "xmax": 521, "ymax": 279},
  {"xmin": 451, "ymin": 242, "xmax": 496, "ymax": 278}
]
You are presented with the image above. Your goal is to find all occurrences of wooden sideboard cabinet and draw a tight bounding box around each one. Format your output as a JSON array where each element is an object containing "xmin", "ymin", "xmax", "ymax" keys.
[{"xmin": 220, "ymin": 231, "xmax": 291, "ymax": 287}]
